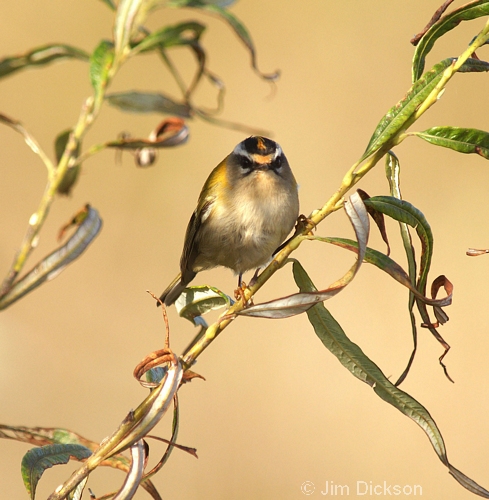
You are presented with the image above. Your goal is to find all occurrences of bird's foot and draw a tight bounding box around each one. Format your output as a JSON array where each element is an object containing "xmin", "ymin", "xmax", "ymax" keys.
[{"xmin": 234, "ymin": 281, "xmax": 254, "ymax": 307}]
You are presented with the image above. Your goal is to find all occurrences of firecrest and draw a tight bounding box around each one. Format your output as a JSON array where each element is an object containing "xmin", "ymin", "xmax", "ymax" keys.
[{"xmin": 159, "ymin": 136, "xmax": 299, "ymax": 306}]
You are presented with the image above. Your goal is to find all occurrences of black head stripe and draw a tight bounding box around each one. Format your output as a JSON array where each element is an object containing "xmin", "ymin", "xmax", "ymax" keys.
[{"xmin": 243, "ymin": 136, "xmax": 279, "ymax": 156}]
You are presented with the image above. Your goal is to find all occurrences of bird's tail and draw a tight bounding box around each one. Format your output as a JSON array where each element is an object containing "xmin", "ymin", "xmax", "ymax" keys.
[{"xmin": 157, "ymin": 271, "xmax": 194, "ymax": 306}]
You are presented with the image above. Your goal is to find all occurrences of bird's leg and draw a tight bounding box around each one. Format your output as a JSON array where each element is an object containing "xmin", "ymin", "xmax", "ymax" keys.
[
  {"xmin": 234, "ymin": 273, "xmax": 253, "ymax": 306},
  {"xmin": 248, "ymin": 267, "xmax": 261, "ymax": 287}
]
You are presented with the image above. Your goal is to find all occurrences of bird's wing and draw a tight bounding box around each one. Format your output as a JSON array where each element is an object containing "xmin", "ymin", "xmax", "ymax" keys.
[{"xmin": 180, "ymin": 196, "xmax": 215, "ymax": 280}]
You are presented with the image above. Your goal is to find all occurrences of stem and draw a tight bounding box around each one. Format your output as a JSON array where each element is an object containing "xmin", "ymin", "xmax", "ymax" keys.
[
  {"xmin": 0, "ymin": 98, "xmax": 95, "ymax": 297},
  {"xmin": 180, "ymin": 20, "xmax": 489, "ymax": 368}
]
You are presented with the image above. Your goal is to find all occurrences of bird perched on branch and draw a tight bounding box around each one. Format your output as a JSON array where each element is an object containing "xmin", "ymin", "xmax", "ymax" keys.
[{"xmin": 159, "ymin": 136, "xmax": 299, "ymax": 306}]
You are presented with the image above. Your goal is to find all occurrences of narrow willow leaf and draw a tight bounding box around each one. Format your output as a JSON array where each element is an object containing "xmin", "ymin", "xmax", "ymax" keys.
[
  {"xmin": 21, "ymin": 444, "xmax": 92, "ymax": 499},
  {"xmin": 362, "ymin": 58, "xmax": 453, "ymax": 161},
  {"xmin": 293, "ymin": 260, "xmax": 489, "ymax": 498},
  {"xmin": 385, "ymin": 152, "xmax": 418, "ymax": 386},
  {"xmin": 133, "ymin": 21, "xmax": 206, "ymax": 53},
  {"xmin": 357, "ymin": 188, "xmax": 390, "ymax": 254},
  {"xmin": 0, "ymin": 44, "xmax": 89, "ymax": 79},
  {"xmin": 0, "ymin": 206, "xmax": 102, "ymax": 309},
  {"xmin": 458, "ymin": 57, "xmax": 489, "ymax": 73},
  {"xmin": 412, "ymin": 0, "xmax": 489, "ymax": 81},
  {"xmin": 363, "ymin": 196, "xmax": 433, "ymax": 294},
  {"xmin": 106, "ymin": 91, "xmax": 191, "ymax": 117},
  {"xmin": 200, "ymin": 4, "xmax": 279, "ymax": 81},
  {"xmin": 364, "ymin": 195, "xmax": 453, "ymax": 381},
  {"xmin": 112, "ymin": 440, "xmax": 145, "ymax": 499},
  {"xmin": 114, "ymin": 0, "xmax": 147, "ymax": 59},
  {"xmin": 414, "ymin": 126, "xmax": 489, "ymax": 159},
  {"xmin": 89, "ymin": 40, "xmax": 114, "ymax": 101},
  {"xmin": 310, "ymin": 236, "xmax": 451, "ymax": 308},
  {"xmin": 239, "ymin": 193, "xmax": 369, "ymax": 318},
  {"xmin": 0, "ymin": 425, "xmax": 161, "ymax": 496},
  {"xmin": 141, "ymin": 395, "xmax": 180, "ymax": 481},
  {"xmin": 54, "ymin": 129, "xmax": 81, "ymax": 195}
]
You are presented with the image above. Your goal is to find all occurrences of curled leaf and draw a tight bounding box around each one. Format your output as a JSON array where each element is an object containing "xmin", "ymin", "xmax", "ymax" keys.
[
  {"xmin": 110, "ymin": 357, "xmax": 183, "ymax": 456},
  {"xmin": 133, "ymin": 348, "xmax": 175, "ymax": 388},
  {"xmin": 410, "ymin": 0, "xmax": 455, "ymax": 46},
  {"xmin": 133, "ymin": 21, "xmax": 206, "ymax": 54},
  {"xmin": 412, "ymin": 0, "xmax": 489, "ymax": 81},
  {"xmin": 106, "ymin": 118, "xmax": 189, "ymax": 150},
  {"xmin": 364, "ymin": 195, "xmax": 454, "ymax": 382},
  {"xmin": 201, "ymin": 4, "xmax": 280, "ymax": 81},
  {"xmin": 310, "ymin": 236, "xmax": 452, "ymax": 309},
  {"xmin": 357, "ymin": 189, "xmax": 390, "ymax": 255},
  {"xmin": 21, "ymin": 444, "xmax": 92, "ymax": 499},
  {"xmin": 175, "ymin": 285, "xmax": 230, "ymax": 324},
  {"xmin": 467, "ymin": 247, "xmax": 489, "ymax": 256},
  {"xmin": 0, "ymin": 205, "xmax": 102, "ymax": 310}
]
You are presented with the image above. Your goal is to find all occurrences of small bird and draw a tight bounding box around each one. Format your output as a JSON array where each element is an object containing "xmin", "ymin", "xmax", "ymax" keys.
[{"xmin": 159, "ymin": 136, "xmax": 299, "ymax": 306}]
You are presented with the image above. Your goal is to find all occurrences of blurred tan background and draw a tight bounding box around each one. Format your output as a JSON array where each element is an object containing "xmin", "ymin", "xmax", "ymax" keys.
[{"xmin": 1, "ymin": 1, "xmax": 489, "ymax": 498}]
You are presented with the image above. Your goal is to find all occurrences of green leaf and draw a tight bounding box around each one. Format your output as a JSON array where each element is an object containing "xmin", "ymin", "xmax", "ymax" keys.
[
  {"xmin": 363, "ymin": 196, "xmax": 433, "ymax": 294},
  {"xmin": 412, "ymin": 0, "xmax": 489, "ymax": 81},
  {"xmin": 89, "ymin": 40, "xmax": 114, "ymax": 101},
  {"xmin": 292, "ymin": 260, "xmax": 489, "ymax": 498},
  {"xmin": 54, "ymin": 129, "xmax": 82, "ymax": 195},
  {"xmin": 458, "ymin": 57, "xmax": 489, "ymax": 73},
  {"xmin": 0, "ymin": 205, "xmax": 103, "ymax": 310},
  {"xmin": 385, "ymin": 152, "xmax": 418, "ymax": 386},
  {"xmin": 106, "ymin": 91, "xmax": 191, "ymax": 117},
  {"xmin": 363, "ymin": 194, "xmax": 454, "ymax": 381},
  {"xmin": 362, "ymin": 58, "xmax": 453, "ymax": 162},
  {"xmin": 176, "ymin": 2, "xmax": 279, "ymax": 81},
  {"xmin": 114, "ymin": 0, "xmax": 146, "ymax": 59},
  {"xmin": 0, "ymin": 44, "xmax": 89, "ymax": 80},
  {"xmin": 315, "ymin": 236, "xmax": 451, "ymax": 308},
  {"xmin": 21, "ymin": 444, "xmax": 91, "ymax": 499},
  {"xmin": 414, "ymin": 126, "xmax": 489, "ymax": 159},
  {"xmin": 133, "ymin": 21, "xmax": 206, "ymax": 53}
]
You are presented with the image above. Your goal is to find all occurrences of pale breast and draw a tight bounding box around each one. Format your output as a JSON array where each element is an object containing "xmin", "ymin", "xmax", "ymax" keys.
[{"xmin": 194, "ymin": 170, "xmax": 299, "ymax": 274}]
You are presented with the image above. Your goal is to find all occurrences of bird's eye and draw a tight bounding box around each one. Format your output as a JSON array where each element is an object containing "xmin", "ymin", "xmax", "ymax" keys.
[
  {"xmin": 240, "ymin": 157, "xmax": 252, "ymax": 170},
  {"xmin": 271, "ymin": 156, "xmax": 283, "ymax": 170}
]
